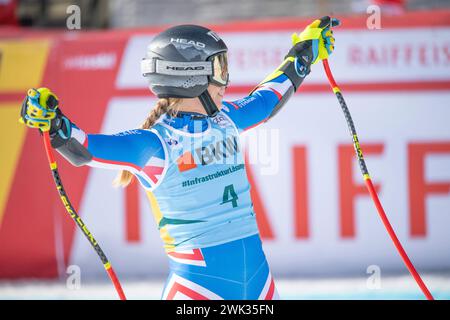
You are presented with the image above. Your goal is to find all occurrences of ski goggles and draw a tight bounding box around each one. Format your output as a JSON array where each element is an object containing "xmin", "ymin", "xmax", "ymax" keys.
[
  {"xmin": 141, "ymin": 52, "xmax": 229, "ymax": 86},
  {"xmin": 209, "ymin": 52, "xmax": 229, "ymax": 86}
]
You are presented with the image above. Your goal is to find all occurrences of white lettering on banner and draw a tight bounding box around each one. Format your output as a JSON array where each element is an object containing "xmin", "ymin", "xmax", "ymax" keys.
[
  {"xmin": 116, "ymin": 29, "xmax": 450, "ymax": 88},
  {"xmin": 64, "ymin": 53, "xmax": 116, "ymax": 70},
  {"xmin": 69, "ymin": 92, "xmax": 450, "ymax": 277}
]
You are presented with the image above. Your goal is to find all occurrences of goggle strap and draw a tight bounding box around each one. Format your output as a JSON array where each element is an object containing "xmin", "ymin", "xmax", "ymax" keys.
[{"xmin": 198, "ymin": 90, "xmax": 219, "ymax": 117}]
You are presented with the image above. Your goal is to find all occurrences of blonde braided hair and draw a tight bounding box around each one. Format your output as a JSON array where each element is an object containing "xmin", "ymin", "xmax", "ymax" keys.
[{"xmin": 114, "ymin": 98, "xmax": 180, "ymax": 187}]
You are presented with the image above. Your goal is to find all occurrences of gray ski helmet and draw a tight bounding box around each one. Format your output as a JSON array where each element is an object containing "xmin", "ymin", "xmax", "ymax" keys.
[{"xmin": 141, "ymin": 24, "xmax": 228, "ymax": 99}]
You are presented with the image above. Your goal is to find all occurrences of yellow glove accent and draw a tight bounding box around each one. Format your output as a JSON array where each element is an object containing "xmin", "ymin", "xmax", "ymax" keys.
[
  {"xmin": 19, "ymin": 87, "xmax": 59, "ymax": 131},
  {"xmin": 293, "ymin": 19, "xmax": 323, "ymax": 44},
  {"xmin": 292, "ymin": 17, "xmax": 337, "ymax": 65}
]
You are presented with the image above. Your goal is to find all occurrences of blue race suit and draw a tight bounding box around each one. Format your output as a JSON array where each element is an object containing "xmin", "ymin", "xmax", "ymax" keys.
[{"xmin": 61, "ymin": 73, "xmax": 293, "ymax": 299}]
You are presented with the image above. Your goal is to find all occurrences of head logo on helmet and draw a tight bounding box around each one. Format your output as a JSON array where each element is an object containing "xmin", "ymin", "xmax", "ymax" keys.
[{"xmin": 170, "ymin": 38, "xmax": 206, "ymax": 49}]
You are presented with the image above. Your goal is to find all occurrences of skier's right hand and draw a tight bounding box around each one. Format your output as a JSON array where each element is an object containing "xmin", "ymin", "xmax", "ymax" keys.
[{"xmin": 19, "ymin": 88, "xmax": 63, "ymax": 133}]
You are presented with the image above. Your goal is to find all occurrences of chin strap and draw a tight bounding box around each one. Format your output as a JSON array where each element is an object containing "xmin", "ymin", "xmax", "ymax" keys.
[{"xmin": 198, "ymin": 90, "xmax": 220, "ymax": 117}]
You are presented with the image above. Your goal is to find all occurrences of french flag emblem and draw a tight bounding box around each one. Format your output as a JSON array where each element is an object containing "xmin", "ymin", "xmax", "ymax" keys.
[{"xmin": 142, "ymin": 156, "xmax": 165, "ymax": 186}]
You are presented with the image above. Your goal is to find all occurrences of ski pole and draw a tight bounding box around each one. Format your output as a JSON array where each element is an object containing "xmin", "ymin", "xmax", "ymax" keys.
[
  {"xmin": 321, "ymin": 59, "xmax": 433, "ymax": 300},
  {"xmin": 42, "ymin": 131, "xmax": 126, "ymax": 300}
]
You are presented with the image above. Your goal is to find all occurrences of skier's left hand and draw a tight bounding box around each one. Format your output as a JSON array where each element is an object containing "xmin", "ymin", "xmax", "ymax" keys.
[{"xmin": 288, "ymin": 16, "xmax": 340, "ymax": 66}]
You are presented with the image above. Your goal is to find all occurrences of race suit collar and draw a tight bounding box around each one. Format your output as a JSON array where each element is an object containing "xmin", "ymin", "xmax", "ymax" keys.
[{"xmin": 162, "ymin": 111, "xmax": 210, "ymax": 134}]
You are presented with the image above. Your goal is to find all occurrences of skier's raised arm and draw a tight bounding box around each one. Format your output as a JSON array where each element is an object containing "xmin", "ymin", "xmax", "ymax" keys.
[
  {"xmin": 19, "ymin": 88, "xmax": 165, "ymax": 178},
  {"xmin": 222, "ymin": 16, "xmax": 339, "ymax": 133}
]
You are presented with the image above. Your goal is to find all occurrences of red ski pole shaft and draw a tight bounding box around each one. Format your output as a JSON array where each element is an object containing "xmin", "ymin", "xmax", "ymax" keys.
[
  {"xmin": 43, "ymin": 132, "xmax": 126, "ymax": 300},
  {"xmin": 322, "ymin": 59, "xmax": 433, "ymax": 300}
]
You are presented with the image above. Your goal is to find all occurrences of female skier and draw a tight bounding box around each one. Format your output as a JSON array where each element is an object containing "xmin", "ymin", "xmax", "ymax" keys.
[{"xmin": 20, "ymin": 17, "xmax": 338, "ymax": 300}]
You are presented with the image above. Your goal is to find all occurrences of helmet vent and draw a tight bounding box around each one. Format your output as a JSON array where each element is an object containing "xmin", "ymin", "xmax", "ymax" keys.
[{"xmin": 182, "ymin": 76, "xmax": 205, "ymax": 88}]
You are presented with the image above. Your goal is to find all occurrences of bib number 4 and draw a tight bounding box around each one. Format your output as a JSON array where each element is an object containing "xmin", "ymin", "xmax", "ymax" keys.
[{"xmin": 221, "ymin": 184, "xmax": 238, "ymax": 208}]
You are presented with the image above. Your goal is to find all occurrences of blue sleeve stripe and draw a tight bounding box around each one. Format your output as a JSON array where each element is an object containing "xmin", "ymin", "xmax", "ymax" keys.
[
  {"xmin": 223, "ymin": 91, "xmax": 274, "ymax": 132},
  {"xmin": 86, "ymin": 129, "xmax": 164, "ymax": 169},
  {"xmin": 222, "ymin": 73, "xmax": 292, "ymax": 132}
]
